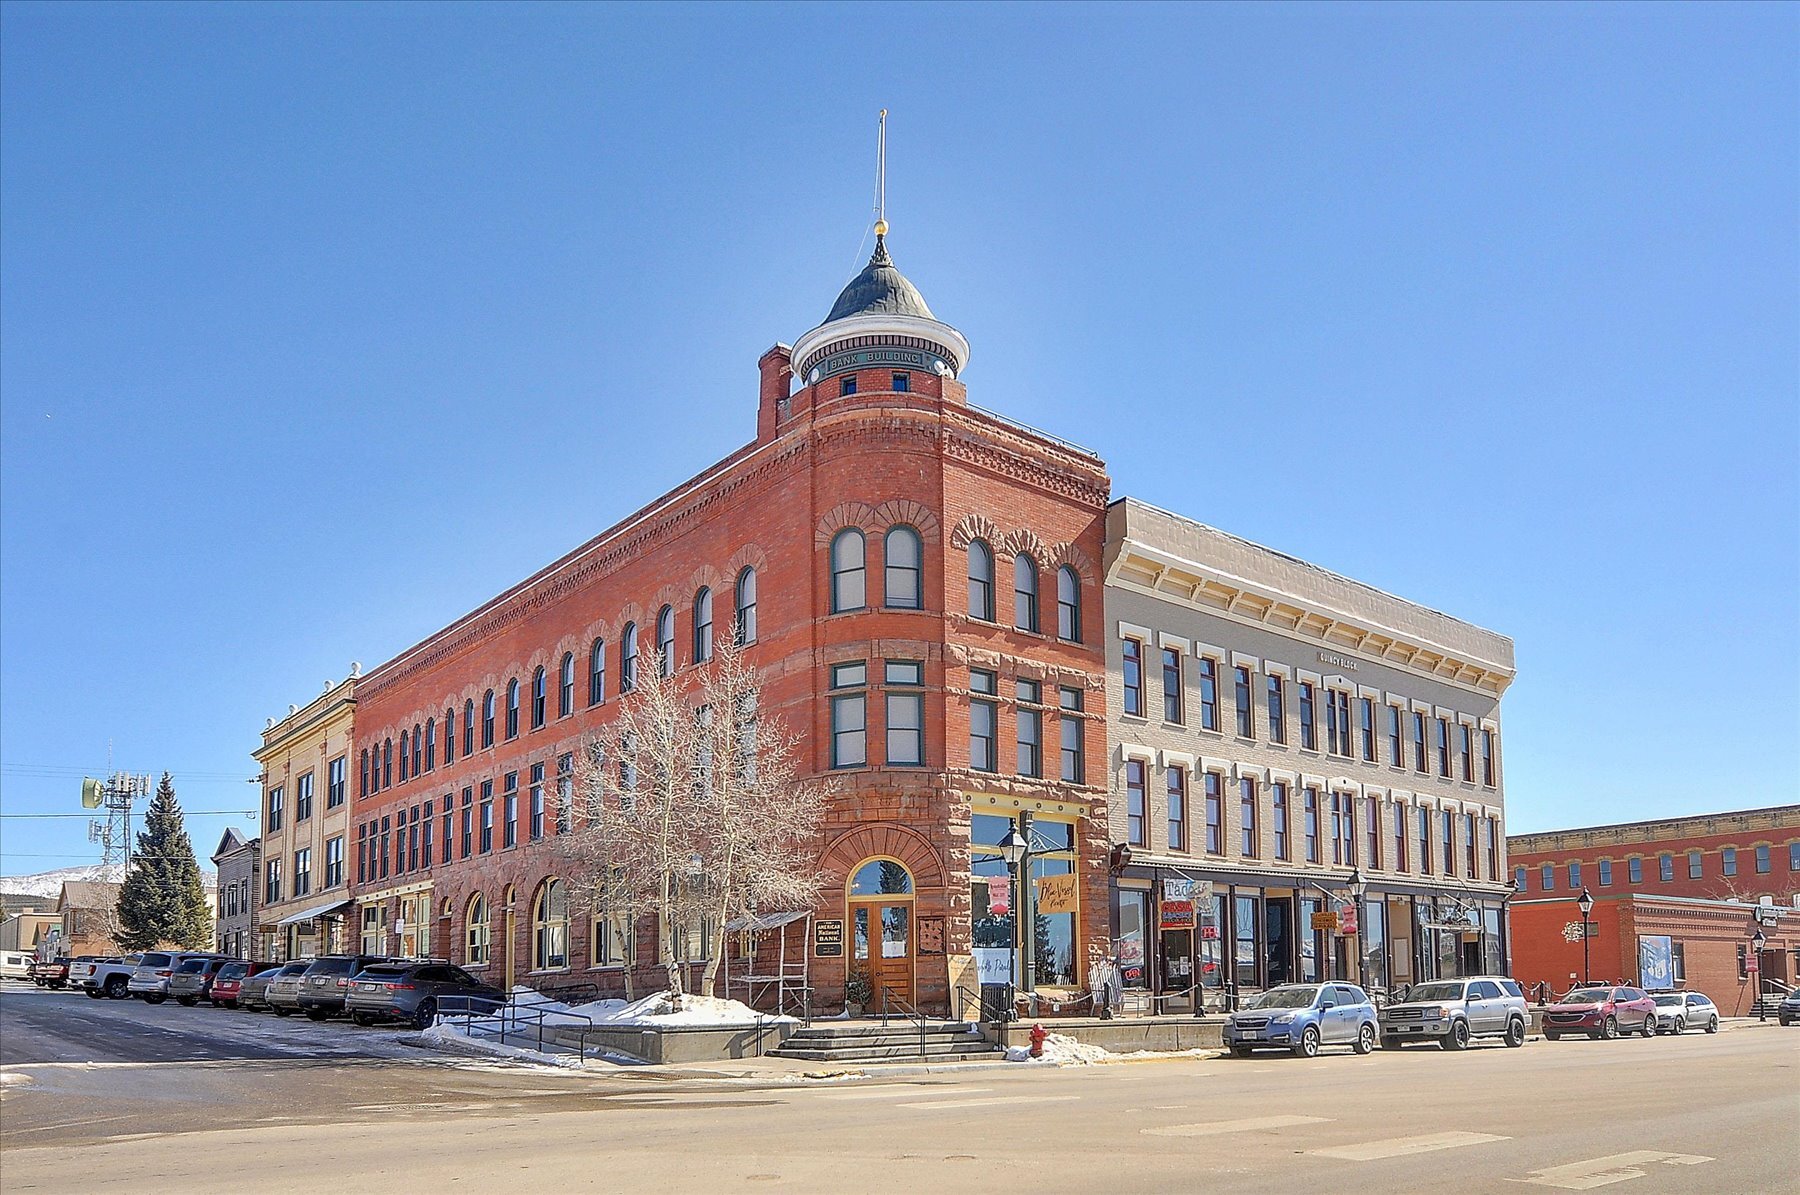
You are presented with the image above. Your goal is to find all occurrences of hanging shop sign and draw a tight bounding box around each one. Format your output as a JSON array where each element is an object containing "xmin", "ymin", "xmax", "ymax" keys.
[
  {"xmin": 1036, "ymin": 872, "xmax": 1079, "ymax": 915},
  {"xmin": 1312, "ymin": 910, "xmax": 1340, "ymax": 932},
  {"xmin": 1160, "ymin": 900, "xmax": 1195, "ymax": 929}
]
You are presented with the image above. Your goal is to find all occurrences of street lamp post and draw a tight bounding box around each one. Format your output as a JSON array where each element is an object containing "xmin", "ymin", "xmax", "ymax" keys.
[
  {"xmin": 1345, "ymin": 867, "xmax": 1367, "ymax": 989},
  {"xmin": 1576, "ymin": 888, "xmax": 1595, "ymax": 985},
  {"xmin": 997, "ymin": 816, "xmax": 1035, "ymax": 1001},
  {"xmin": 1751, "ymin": 929, "xmax": 1768, "ymax": 1021}
]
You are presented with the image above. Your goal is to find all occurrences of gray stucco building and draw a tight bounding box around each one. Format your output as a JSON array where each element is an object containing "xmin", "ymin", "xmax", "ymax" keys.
[{"xmin": 1103, "ymin": 498, "xmax": 1516, "ymax": 1008}]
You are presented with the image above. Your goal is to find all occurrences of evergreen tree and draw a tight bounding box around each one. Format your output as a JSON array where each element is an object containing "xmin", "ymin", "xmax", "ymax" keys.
[{"xmin": 116, "ymin": 773, "xmax": 212, "ymax": 950}]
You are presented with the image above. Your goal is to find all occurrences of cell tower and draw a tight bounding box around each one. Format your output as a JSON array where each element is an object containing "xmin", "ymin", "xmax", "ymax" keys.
[{"xmin": 80, "ymin": 773, "xmax": 152, "ymax": 874}]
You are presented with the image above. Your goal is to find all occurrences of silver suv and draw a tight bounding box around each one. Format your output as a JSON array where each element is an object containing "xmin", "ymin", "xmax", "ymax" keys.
[{"xmin": 1379, "ymin": 976, "xmax": 1528, "ymax": 1050}]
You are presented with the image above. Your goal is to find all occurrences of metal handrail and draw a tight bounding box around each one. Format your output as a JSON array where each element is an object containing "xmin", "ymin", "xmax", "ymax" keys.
[
  {"xmin": 436, "ymin": 993, "xmax": 598, "ymax": 1057},
  {"xmin": 879, "ymin": 987, "xmax": 931, "ymax": 1058}
]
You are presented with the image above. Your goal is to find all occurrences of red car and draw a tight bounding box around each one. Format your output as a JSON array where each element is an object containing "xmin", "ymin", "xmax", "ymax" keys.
[
  {"xmin": 208, "ymin": 960, "xmax": 282, "ymax": 1009},
  {"xmin": 1542, "ymin": 984, "xmax": 1657, "ymax": 1040}
]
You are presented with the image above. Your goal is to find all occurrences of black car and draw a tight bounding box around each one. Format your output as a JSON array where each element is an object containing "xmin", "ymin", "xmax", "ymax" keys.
[
  {"xmin": 295, "ymin": 955, "xmax": 396, "ymax": 1021},
  {"xmin": 345, "ymin": 961, "xmax": 504, "ymax": 1029}
]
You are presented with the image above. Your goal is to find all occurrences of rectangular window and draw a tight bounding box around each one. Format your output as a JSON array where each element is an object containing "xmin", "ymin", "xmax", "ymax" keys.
[
  {"xmin": 1234, "ymin": 667, "xmax": 1254, "ymax": 738},
  {"xmin": 1671, "ymin": 941, "xmax": 1685, "ymax": 983},
  {"xmin": 265, "ymin": 858, "xmax": 281, "ymax": 904},
  {"xmin": 885, "ymin": 685, "xmax": 924, "ymax": 768},
  {"xmin": 1239, "ymin": 777, "xmax": 1258, "ymax": 857},
  {"xmin": 1271, "ymin": 781, "xmax": 1289, "ymax": 860},
  {"xmin": 293, "ymin": 848, "xmax": 311, "ymax": 897},
  {"xmin": 1266, "ymin": 675, "xmax": 1285, "ymax": 744},
  {"xmin": 460, "ymin": 787, "xmax": 473, "ymax": 859},
  {"xmin": 479, "ymin": 782, "xmax": 494, "ymax": 854},
  {"xmin": 1598, "ymin": 858, "xmax": 1613, "ymax": 886},
  {"xmin": 1464, "ymin": 812, "xmax": 1477, "ymax": 877},
  {"xmin": 1393, "ymin": 802, "xmax": 1408, "ymax": 872},
  {"xmin": 1755, "ymin": 845, "xmax": 1770, "ymax": 874},
  {"xmin": 296, "ymin": 772, "xmax": 314, "ymax": 821},
  {"xmin": 1167, "ymin": 766, "xmax": 1187, "ymax": 852},
  {"xmin": 1514, "ymin": 865, "xmax": 1527, "ymax": 892},
  {"xmin": 1359, "ymin": 699, "xmax": 1376, "ymax": 762},
  {"xmin": 969, "ymin": 670, "xmax": 998, "ymax": 773},
  {"xmin": 1125, "ymin": 760, "xmax": 1146, "ymax": 847},
  {"xmin": 1661, "ymin": 853, "xmax": 1676, "ymax": 882},
  {"xmin": 891, "ymin": 371, "xmax": 910, "ymax": 392},
  {"xmin": 556, "ymin": 754, "xmax": 573, "ymax": 834},
  {"xmin": 1436, "ymin": 719, "xmax": 1451, "ymax": 777},
  {"xmin": 1304, "ymin": 787, "xmax": 1320, "ymax": 863},
  {"xmin": 328, "ymin": 756, "xmax": 347, "ymax": 809},
  {"xmin": 1329, "ymin": 791, "xmax": 1344, "ymax": 865},
  {"xmin": 530, "ymin": 762, "xmax": 546, "ymax": 841},
  {"xmin": 1197, "ymin": 658, "xmax": 1219, "ymax": 731},
  {"xmin": 1298, "ymin": 682, "xmax": 1317, "ymax": 750},
  {"xmin": 1567, "ymin": 859, "xmax": 1581, "ymax": 890},
  {"xmin": 1722, "ymin": 848, "xmax": 1737, "ymax": 877},
  {"xmin": 1689, "ymin": 849, "xmax": 1703, "ymax": 879},
  {"xmin": 1540, "ymin": 863, "xmax": 1553, "ymax": 891},
  {"xmin": 1790, "ymin": 843, "xmax": 1800, "ymax": 872},
  {"xmin": 1122, "ymin": 639, "xmax": 1144, "ymax": 717},
  {"xmin": 1333, "ymin": 692, "xmax": 1351, "ymax": 756},
  {"xmin": 1163, "ymin": 648, "xmax": 1183, "ymax": 724},
  {"xmin": 1459, "ymin": 725, "xmax": 1474, "ymax": 782},
  {"xmin": 1412, "ymin": 712, "xmax": 1428, "ymax": 773},
  {"xmin": 1368, "ymin": 797, "xmax": 1383, "ymax": 870},
  {"xmin": 840, "ymin": 374, "xmax": 857, "ymax": 396},
  {"xmin": 441, "ymin": 798, "xmax": 452, "ymax": 863},
  {"xmin": 1325, "ymin": 690, "xmax": 1340, "ymax": 756},
  {"xmin": 1418, "ymin": 807, "xmax": 1432, "ymax": 876},
  {"xmin": 1628, "ymin": 856, "xmax": 1643, "ymax": 883},
  {"xmin": 1204, "ymin": 773, "xmax": 1223, "ymax": 854},
  {"xmin": 831, "ymin": 663, "xmax": 867, "ymax": 769},
  {"xmin": 356, "ymin": 825, "xmax": 367, "ymax": 885},
  {"xmin": 503, "ymin": 773, "xmax": 518, "ymax": 849},
  {"xmin": 1388, "ymin": 706, "xmax": 1404, "ymax": 767},
  {"xmin": 266, "ymin": 786, "xmax": 283, "ymax": 832},
  {"xmin": 1016, "ymin": 705, "xmax": 1042, "ymax": 777},
  {"xmin": 1059, "ymin": 687, "xmax": 1085, "ymax": 783},
  {"xmin": 1482, "ymin": 729, "xmax": 1497, "ymax": 786}
]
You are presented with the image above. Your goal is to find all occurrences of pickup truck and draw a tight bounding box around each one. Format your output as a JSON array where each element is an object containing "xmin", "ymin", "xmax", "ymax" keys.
[
  {"xmin": 81, "ymin": 955, "xmax": 142, "ymax": 999},
  {"xmin": 29, "ymin": 957, "xmax": 71, "ymax": 989}
]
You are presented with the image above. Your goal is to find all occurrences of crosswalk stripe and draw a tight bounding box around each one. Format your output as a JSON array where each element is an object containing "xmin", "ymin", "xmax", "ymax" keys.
[
  {"xmin": 897, "ymin": 1094, "xmax": 1081, "ymax": 1110},
  {"xmin": 1308, "ymin": 1131, "xmax": 1509, "ymax": 1161},
  {"xmin": 1144, "ymin": 1115, "xmax": 1332, "ymax": 1138},
  {"xmin": 1519, "ymin": 1151, "xmax": 1714, "ymax": 1189}
]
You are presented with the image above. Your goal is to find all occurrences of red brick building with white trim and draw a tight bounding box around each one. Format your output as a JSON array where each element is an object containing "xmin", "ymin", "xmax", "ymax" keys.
[{"xmin": 345, "ymin": 230, "xmax": 1111, "ymax": 1015}]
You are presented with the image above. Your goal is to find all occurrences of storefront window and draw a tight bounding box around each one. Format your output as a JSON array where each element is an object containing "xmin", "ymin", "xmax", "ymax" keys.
[
  {"xmin": 1234, "ymin": 893, "xmax": 1259, "ymax": 988},
  {"xmin": 1361, "ymin": 900, "xmax": 1388, "ymax": 994},
  {"xmin": 1116, "ymin": 890, "xmax": 1149, "ymax": 989},
  {"xmin": 1199, "ymin": 894, "xmax": 1225, "ymax": 990},
  {"xmin": 970, "ymin": 813, "xmax": 1078, "ymax": 987},
  {"xmin": 1298, "ymin": 897, "xmax": 1321, "ymax": 983},
  {"xmin": 1482, "ymin": 905, "xmax": 1504, "ymax": 976}
]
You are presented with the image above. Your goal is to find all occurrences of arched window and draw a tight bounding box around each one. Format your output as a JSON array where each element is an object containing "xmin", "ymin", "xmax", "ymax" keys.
[
  {"xmin": 589, "ymin": 639, "xmax": 606, "ymax": 705},
  {"xmin": 532, "ymin": 878, "xmax": 569, "ymax": 970},
  {"xmin": 463, "ymin": 698, "xmax": 476, "ymax": 756},
  {"xmin": 425, "ymin": 719, "xmax": 436, "ymax": 771},
  {"xmin": 831, "ymin": 528, "xmax": 866, "ymax": 613},
  {"xmin": 531, "ymin": 667, "xmax": 547, "ymax": 729},
  {"xmin": 620, "ymin": 623, "xmax": 638, "ymax": 693},
  {"xmin": 656, "ymin": 605, "xmax": 675, "ymax": 677},
  {"xmin": 734, "ymin": 568, "xmax": 757, "ymax": 645},
  {"xmin": 443, "ymin": 708, "xmax": 455, "ymax": 765},
  {"xmin": 505, "ymin": 679, "xmax": 520, "ymax": 739},
  {"xmin": 398, "ymin": 731, "xmax": 409, "ymax": 782},
  {"xmin": 1057, "ymin": 566, "xmax": 1081, "ymax": 642},
  {"xmin": 481, "ymin": 691, "xmax": 495, "ymax": 748},
  {"xmin": 465, "ymin": 893, "xmax": 489, "ymax": 966},
  {"xmin": 849, "ymin": 858, "xmax": 914, "ymax": 896},
  {"xmin": 382, "ymin": 738, "xmax": 393, "ymax": 787},
  {"xmin": 692, "ymin": 587, "xmax": 713, "ymax": 663},
  {"xmin": 559, "ymin": 653, "xmax": 575, "ymax": 717},
  {"xmin": 967, "ymin": 540, "xmax": 995, "ymax": 621},
  {"xmin": 411, "ymin": 723, "xmax": 422, "ymax": 775},
  {"xmin": 1013, "ymin": 553, "xmax": 1039, "ymax": 632},
  {"xmin": 884, "ymin": 525, "xmax": 922, "ymax": 609}
]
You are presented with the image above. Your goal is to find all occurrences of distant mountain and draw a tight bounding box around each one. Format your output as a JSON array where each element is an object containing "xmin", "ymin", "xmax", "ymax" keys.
[{"xmin": 0, "ymin": 862, "xmax": 217, "ymax": 898}]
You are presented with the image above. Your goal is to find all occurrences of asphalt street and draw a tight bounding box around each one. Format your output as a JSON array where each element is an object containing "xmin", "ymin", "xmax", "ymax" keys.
[{"xmin": 2, "ymin": 983, "xmax": 1796, "ymax": 1194}]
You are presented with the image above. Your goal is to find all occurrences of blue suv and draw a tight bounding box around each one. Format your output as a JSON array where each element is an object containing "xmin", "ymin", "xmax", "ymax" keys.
[{"xmin": 1224, "ymin": 982, "xmax": 1379, "ymax": 1058}]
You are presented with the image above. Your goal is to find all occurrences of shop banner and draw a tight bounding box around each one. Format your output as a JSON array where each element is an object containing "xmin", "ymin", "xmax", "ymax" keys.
[
  {"xmin": 1638, "ymin": 935, "xmax": 1674, "ymax": 990},
  {"xmin": 1338, "ymin": 903, "xmax": 1358, "ymax": 937},
  {"xmin": 988, "ymin": 875, "xmax": 1011, "ymax": 917},
  {"xmin": 1036, "ymin": 872, "xmax": 1079, "ymax": 914}
]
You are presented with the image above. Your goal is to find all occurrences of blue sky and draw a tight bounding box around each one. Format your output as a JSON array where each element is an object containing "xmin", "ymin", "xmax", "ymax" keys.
[{"xmin": 2, "ymin": 2, "xmax": 1795, "ymax": 874}]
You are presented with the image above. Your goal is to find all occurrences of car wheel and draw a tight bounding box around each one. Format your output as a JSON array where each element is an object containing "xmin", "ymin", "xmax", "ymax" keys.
[
  {"xmin": 176, "ymin": 996, "xmax": 197, "ymax": 1007},
  {"xmin": 1504, "ymin": 1018, "xmax": 1526, "ymax": 1048},
  {"xmin": 1229, "ymin": 1046, "xmax": 1253, "ymax": 1058},
  {"xmin": 1705, "ymin": 1015, "xmax": 1719, "ymax": 1034},
  {"xmin": 1600, "ymin": 1016, "xmax": 1618, "ymax": 1040},
  {"xmin": 1292, "ymin": 1025, "xmax": 1321, "ymax": 1059},
  {"xmin": 1670, "ymin": 1017, "xmax": 1684, "ymax": 1036},
  {"xmin": 1544, "ymin": 1030, "xmax": 1561, "ymax": 1041},
  {"xmin": 273, "ymin": 1006, "xmax": 292, "ymax": 1017},
  {"xmin": 105, "ymin": 977, "xmax": 128, "ymax": 999},
  {"xmin": 1440, "ymin": 1019, "xmax": 1470, "ymax": 1051},
  {"xmin": 1642, "ymin": 1015, "xmax": 1656, "ymax": 1039},
  {"xmin": 144, "ymin": 994, "xmax": 166, "ymax": 1005},
  {"xmin": 413, "ymin": 997, "xmax": 439, "ymax": 1031},
  {"xmin": 305, "ymin": 1008, "xmax": 329, "ymax": 1022},
  {"xmin": 1354, "ymin": 1023, "xmax": 1376, "ymax": 1055},
  {"xmin": 85, "ymin": 988, "xmax": 105, "ymax": 999}
]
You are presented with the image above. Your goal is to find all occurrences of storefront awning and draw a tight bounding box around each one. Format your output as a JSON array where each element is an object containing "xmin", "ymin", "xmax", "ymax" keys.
[
  {"xmin": 274, "ymin": 898, "xmax": 354, "ymax": 927},
  {"xmin": 724, "ymin": 910, "xmax": 810, "ymax": 932}
]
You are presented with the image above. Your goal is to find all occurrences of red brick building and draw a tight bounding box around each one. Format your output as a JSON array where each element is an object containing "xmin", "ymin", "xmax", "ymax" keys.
[
  {"xmin": 1508, "ymin": 805, "xmax": 1800, "ymax": 904},
  {"xmin": 1510, "ymin": 892, "xmax": 1795, "ymax": 1017},
  {"xmin": 347, "ymin": 230, "xmax": 1111, "ymax": 1015}
]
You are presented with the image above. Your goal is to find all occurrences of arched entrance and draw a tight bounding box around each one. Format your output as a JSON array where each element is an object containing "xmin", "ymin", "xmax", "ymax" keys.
[{"xmin": 848, "ymin": 858, "xmax": 915, "ymax": 1009}]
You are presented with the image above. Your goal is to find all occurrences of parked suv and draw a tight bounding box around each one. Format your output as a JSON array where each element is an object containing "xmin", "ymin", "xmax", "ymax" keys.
[
  {"xmin": 1650, "ymin": 991, "xmax": 1719, "ymax": 1035},
  {"xmin": 295, "ymin": 954, "xmax": 395, "ymax": 1021},
  {"xmin": 264, "ymin": 961, "xmax": 313, "ymax": 1016},
  {"xmin": 345, "ymin": 961, "xmax": 504, "ymax": 1029},
  {"xmin": 83, "ymin": 955, "xmax": 142, "ymax": 999},
  {"xmin": 129, "ymin": 952, "xmax": 226, "ymax": 1003},
  {"xmin": 1542, "ymin": 984, "xmax": 1657, "ymax": 1040},
  {"xmin": 1380, "ymin": 976, "xmax": 1528, "ymax": 1050},
  {"xmin": 1776, "ymin": 989, "xmax": 1800, "ymax": 1027},
  {"xmin": 1224, "ymin": 983, "xmax": 1379, "ymax": 1058},
  {"xmin": 211, "ymin": 960, "xmax": 281, "ymax": 1009},
  {"xmin": 168, "ymin": 956, "xmax": 233, "ymax": 1006},
  {"xmin": 243, "ymin": 961, "xmax": 307, "ymax": 1012}
]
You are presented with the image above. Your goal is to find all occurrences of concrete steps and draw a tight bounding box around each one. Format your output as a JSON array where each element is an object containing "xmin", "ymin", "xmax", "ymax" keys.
[{"xmin": 766, "ymin": 1020, "xmax": 1002, "ymax": 1064}]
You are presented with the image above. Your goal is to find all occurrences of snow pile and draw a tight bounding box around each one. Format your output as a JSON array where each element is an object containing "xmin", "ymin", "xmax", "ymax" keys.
[
  {"xmin": 1005, "ymin": 1032, "xmax": 1114, "ymax": 1065},
  {"xmin": 586, "ymin": 991, "xmax": 797, "ymax": 1028},
  {"xmin": 420, "ymin": 1021, "xmax": 587, "ymax": 1068}
]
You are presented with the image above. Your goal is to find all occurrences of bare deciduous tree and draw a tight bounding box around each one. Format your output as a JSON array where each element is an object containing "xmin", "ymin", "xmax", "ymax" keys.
[{"xmin": 559, "ymin": 639, "xmax": 830, "ymax": 1001}]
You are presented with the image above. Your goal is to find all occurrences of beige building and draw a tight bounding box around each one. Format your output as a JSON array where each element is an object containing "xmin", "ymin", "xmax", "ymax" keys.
[
  {"xmin": 254, "ymin": 674, "xmax": 356, "ymax": 960},
  {"xmin": 1103, "ymin": 498, "xmax": 1516, "ymax": 1007}
]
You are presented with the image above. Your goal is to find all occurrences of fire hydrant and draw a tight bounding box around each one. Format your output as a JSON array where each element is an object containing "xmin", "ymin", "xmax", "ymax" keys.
[{"xmin": 1028, "ymin": 1022, "xmax": 1048, "ymax": 1058}]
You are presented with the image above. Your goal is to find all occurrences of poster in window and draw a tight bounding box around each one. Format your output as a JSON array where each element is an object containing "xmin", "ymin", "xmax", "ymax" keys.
[
  {"xmin": 918, "ymin": 916, "xmax": 945, "ymax": 956},
  {"xmin": 1638, "ymin": 935, "xmax": 1673, "ymax": 990}
]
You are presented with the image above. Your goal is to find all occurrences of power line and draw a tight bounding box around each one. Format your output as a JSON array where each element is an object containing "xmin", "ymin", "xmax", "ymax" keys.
[{"xmin": 0, "ymin": 811, "xmax": 257, "ymax": 819}]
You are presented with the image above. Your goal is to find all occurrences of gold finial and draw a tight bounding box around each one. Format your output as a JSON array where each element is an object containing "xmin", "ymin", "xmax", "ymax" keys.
[{"xmin": 874, "ymin": 108, "xmax": 888, "ymax": 238}]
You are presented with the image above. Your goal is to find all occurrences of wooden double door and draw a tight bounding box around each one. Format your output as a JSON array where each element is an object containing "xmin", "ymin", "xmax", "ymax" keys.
[{"xmin": 852, "ymin": 900, "xmax": 915, "ymax": 1009}]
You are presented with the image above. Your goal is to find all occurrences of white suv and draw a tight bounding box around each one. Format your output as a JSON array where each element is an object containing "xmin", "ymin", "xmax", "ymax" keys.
[{"xmin": 1379, "ymin": 976, "xmax": 1529, "ymax": 1050}]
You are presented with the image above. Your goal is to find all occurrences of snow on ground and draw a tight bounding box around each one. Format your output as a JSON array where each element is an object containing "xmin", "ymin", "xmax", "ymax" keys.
[
  {"xmin": 1004, "ymin": 1032, "xmax": 1218, "ymax": 1066},
  {"xmin": 585, "ymin": 991, "xmax": 797, "ymax": 1028},
  {"xmin": 419, "ymin": 1021, "xmax": 593, "ymax": 1068}
]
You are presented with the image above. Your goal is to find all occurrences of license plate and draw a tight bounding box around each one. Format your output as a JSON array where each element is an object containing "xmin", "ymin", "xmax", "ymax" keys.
[
  {"xmin": 1242, "ymin": 1031, "xmax": 1264, "ymax": 1040},
  {"xmin": 1406, "ymin": 1026, "xmax": 1422, "ymax": 1033},
  {"xmin": 357, "ymin": 982, "xmax": 379, "ymax": 991}
]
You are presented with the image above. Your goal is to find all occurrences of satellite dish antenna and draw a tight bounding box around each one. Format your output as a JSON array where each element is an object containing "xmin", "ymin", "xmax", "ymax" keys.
[{"xmin": 81, "ymin": 777, "xmax": 103, "ymax": 809}]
